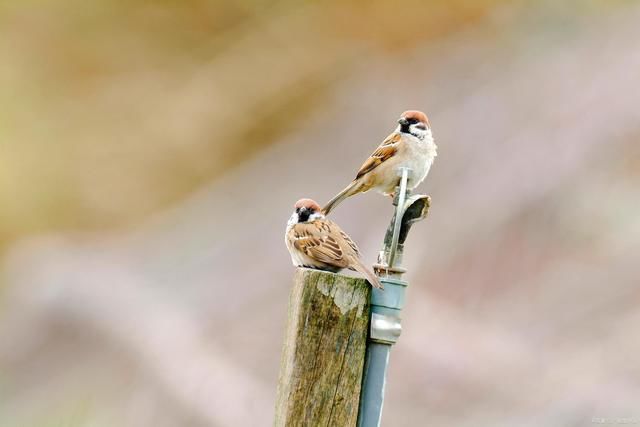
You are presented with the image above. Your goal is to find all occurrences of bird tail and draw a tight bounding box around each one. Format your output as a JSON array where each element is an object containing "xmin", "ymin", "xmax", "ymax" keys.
[
  {"xmin": 352, "ymin": 259, "xmax": 384, "ymax": 289},
  {"xmin": 322, "ymin": 181, "xmax": 360, "ymax": 215}
]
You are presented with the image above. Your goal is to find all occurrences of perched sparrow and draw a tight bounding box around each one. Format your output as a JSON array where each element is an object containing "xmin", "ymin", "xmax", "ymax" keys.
[
  {"xmin": 285, "ymin": 198, "xmax": 383, "ymax": 289},
  {"xmin": 322, "ymin": 110, "xmax": 437, "ymax": 215}
]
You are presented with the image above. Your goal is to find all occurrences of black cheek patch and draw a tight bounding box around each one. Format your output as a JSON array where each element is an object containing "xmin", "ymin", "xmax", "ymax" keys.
[{"xmin": 298, "ymin": 211, "xmax": 310, "ymax": 222}]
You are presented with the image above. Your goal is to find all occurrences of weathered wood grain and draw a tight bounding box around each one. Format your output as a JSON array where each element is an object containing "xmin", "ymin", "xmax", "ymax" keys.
[{"xmin": 275, "ymin": 268, "xmax": 370, "ymax": 427}]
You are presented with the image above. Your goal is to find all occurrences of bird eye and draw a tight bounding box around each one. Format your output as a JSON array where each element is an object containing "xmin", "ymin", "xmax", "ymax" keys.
[{"xmin": 295, "ymin": 207, "xmax": 300, "ymax": 213}]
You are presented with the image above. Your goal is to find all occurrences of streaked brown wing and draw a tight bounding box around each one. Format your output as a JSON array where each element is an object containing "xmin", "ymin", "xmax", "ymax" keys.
[
  {"xmin": 339, "ymin": 230, "xmax": 360, "ymax": 256},
  {"xmin": 355, "ymin": 133, "xmax": 400, "ymax": 179},
  {"xmin": 291, "ymin": 221, "xmax": 347, "ymax": 267}
]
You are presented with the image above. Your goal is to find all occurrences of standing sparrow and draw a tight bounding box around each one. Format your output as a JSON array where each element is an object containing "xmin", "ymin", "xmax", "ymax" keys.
[
  {"xmin": 322, "ymin": 110, "xmax": 437, "ymax": 215},
  {"xmin": 285, "ymin": 198, "xmax": 383, "ymax": 289}
]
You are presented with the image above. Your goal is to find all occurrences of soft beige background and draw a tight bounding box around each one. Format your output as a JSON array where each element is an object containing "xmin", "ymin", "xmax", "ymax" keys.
[{"xmin": 1, "ymin": 1, "xmax": 639, "ymax": 426}]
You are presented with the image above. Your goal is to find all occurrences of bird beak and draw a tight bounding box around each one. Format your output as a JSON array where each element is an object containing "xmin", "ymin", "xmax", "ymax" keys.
[{"xmin": 398, "ymin": 117, "xmax": 409, "ymax": 126}]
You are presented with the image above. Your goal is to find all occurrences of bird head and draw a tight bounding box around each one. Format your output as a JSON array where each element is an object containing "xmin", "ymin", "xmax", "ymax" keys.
[
  {"xmin": 292, "ymin": 198, "xmax": 323, "ymax": 223},
  {"xmin": 397, "ymin": 110, "xmax": 431, "ymax": 140}
]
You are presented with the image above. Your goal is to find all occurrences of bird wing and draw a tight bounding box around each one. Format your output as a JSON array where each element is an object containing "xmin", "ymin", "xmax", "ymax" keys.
[
  {"xmin": 339, "ymin": 229, "xmax": 360, "ymax": 256},
  {"xmin": 355, "ymin": 132, "xmax": 400, "ymax": 179},
  {"xmin": 291, "ymin": 220, "xmax": 348, "ymax": 268}
]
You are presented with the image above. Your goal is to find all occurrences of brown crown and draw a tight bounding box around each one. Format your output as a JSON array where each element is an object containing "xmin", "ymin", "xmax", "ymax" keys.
[
  {"xmin": 401, "ymin": 110, "xmax": 430, "ymax": 127},
  {"xmin": 293, "ymin": 198, "xmax": 322, "ymax": 212}
]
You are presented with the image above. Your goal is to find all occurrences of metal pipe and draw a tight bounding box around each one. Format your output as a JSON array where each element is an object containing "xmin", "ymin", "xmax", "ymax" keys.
[
  {"xmin": 357, "ymin": 276, "xmax": 406, "ymax": 427},
  {"xmin": 358, "ymin": 166, "xmax": 430, "ymax": 426},
  {"xmin": 357, "ymin": 343, "xmax": 391, "ymax": 427},
  {"xmin": 388, "ymin": 168, "xmax": 409, "ymax": 267},
  {"xmin": 358, "ymin": 167, "xmax": 411, "ymax": 427}
]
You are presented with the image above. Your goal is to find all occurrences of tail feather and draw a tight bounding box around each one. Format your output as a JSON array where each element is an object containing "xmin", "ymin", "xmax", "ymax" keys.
[
  {"xmin": 322, "ymin": 181, "xmax": 360, "ymax": 215},
  {"xmin": 352, "ymin": 259, "xmax": 384, "ymax": 289}
]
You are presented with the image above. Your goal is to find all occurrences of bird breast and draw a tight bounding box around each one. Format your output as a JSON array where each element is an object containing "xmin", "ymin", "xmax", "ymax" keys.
[{"xmin": 404, "ymin": 133, "xmax": 437, "ymax": 189}]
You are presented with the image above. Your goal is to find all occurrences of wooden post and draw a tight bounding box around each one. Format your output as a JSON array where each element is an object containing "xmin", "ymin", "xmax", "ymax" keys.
[{"xmin": 275, "ymin": 268, "xmax": 371, "ymax": 426}]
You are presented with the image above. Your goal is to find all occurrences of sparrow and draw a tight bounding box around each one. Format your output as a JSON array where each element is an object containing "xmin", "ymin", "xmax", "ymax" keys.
[
  {"xmin": 285, "ymin": 198, "xmax": 383, "ymax": 289},
  {"xmin": 322, "ymin": 110, "xmax": 437, "ymax": 215}
]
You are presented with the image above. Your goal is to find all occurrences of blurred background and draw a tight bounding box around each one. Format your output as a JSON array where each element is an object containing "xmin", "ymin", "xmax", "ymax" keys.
[{"xmin": 1, "ymin": 0, "xmax": 639, "ymax": 425}]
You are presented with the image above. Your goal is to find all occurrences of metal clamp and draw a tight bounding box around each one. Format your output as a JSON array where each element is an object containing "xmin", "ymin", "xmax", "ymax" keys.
[
  {"xmin": 370, "ymin": 313, "xmax": 402, "ymax": 344},
  {"xmin": 369, "ymin": 276, "xmax": 408, "ymax": 344}
]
